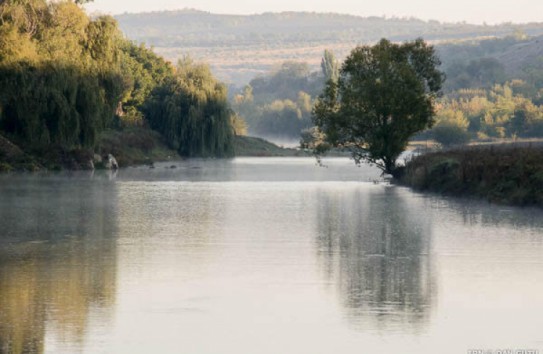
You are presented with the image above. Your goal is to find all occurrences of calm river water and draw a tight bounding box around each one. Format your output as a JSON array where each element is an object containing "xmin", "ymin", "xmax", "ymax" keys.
[{"xmin": 1, "ymin": 157, "xmax": 542, "ymax": 354}]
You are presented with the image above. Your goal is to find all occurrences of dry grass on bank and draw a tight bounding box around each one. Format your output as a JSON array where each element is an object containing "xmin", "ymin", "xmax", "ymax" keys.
[{"xmin": 403, "ymin": 143, "xmax": 543, "ymax": 206}]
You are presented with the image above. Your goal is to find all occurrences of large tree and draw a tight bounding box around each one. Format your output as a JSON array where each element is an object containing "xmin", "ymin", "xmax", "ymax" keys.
[
  {"xmin": 311, "ymin": 38, "xmax": 444, "ymax": 175},
  {"xmin": 144, "ymin": 58, "xmax": 235, "ymax": 157}
]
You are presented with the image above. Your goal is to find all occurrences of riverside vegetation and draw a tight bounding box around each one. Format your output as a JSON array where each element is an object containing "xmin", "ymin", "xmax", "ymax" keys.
[
  {"xmin": 227, "ymin": 34, "xmax": 543, "ymax": 145},
  {"xmin": 401, "ymin": 144, "xmax": 543, "ymax": 206},
  {"xmin": 0, "ymin": 0, "xmax": 238, "ymax": 172},
  {"xmin": 3, "ymin": 2, "xmax": 543, "ymax": 208}
]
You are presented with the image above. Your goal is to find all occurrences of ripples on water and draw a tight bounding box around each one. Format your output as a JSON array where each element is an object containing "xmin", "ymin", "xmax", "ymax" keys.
[{"xmin": 0, "ymin": 157, "xmax": 542, "ymax": 354}]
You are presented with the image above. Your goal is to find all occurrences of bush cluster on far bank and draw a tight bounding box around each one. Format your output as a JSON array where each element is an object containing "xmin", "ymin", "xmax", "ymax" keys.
[{"xmin": 402, "ymin": 144, "xmax": 543, "ymax": 206}]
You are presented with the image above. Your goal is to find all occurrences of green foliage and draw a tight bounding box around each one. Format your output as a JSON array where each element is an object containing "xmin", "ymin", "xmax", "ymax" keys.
[
  {"xmin": 96, "ymin": 127, "xmax": 176, "ymax": 167},
  {"xmin": 249, "ymin": 61, "xmax": 321, "ymax": 103},
  {"xmin": 231, "ymin": 60, "xmax": 323, "ymax": 139},
  {"xmin": 432, "ymin": 124, "xmax": 471, "ymax": 147},
  {"xmin": 444, "ymin": 58, "xmax": 506, "ymax": 91},
  {"xmin": 0, "ymin": 62, "xmax": 123, "ymax": 148},
  {"xmin": 312, "ymin": 38, "xmax": 444, "ymax": 174},
  {"xmin": 439, "ymin": 35, "xmax": 543, "ymax": 96},
  {"xmin": 118, "ymin": 40, "xmax": 174, "ymax": 125},
  {"xmin": 403, "ymin": 145, "xmax": 543, "ymax": 206},
  {"xmin": 144, "ymin": 59, "xmax": 234, "ymax": 157},
  {"xmin": 250, "ymin": 98, "xmax": 312, "ymax": 139},
  {"xmin": 434, "ymin": 83, "xmax": 543, "ymax": 141},
  {"xmin": 429, "ymin": 108, "xmax": 471, "ymax": 147},
  {"xmin": 0, "ymin": 1, "xmax": 125, "ymax": 149},
  {"xmin": 84, "ymin": 16, "xmax": 121, "ymax": 67},
  {"xmin": 0, "ymin": 1, "xmax": 233, "ymax": 160}
]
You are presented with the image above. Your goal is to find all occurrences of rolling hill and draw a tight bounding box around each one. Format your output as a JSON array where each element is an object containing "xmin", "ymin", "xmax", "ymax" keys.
[{"xmin": 115, "ymin": 9, "xmax": 543, "ymax": 85}]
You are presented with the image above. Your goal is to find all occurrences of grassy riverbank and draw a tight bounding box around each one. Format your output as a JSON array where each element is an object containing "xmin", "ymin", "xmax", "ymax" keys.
[
  {"xmin": 234, "ymin": 136, "xmax": 307, "ymax": 157},
  {"xmin": 0, "ymin": 132, "xmax": 304, "ymax": 172},
  {"xmin": 0, "ymin": 128, "xmax": 177, "ymax": 172},
  {"xmin": 401, "ymin": 143, "xmax": 543, "ymax": 206}
]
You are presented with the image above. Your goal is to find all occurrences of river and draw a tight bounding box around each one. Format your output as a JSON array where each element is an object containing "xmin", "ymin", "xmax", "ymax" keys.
[{"xmin": 0, "ymin": 157, "xmax": 542, "ymax": 354}]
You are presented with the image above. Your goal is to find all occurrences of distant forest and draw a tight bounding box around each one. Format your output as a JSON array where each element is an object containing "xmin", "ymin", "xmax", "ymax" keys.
[
  {"xmin": 226, "ymin": 34, "xmax": 543, "ymax": 141},
  {"xmin": 116, "ymin": 10, "xmax": 543, "ymax": 85},
  {"xmin": 117, "ymin": 10, "xmax": 543, "ymax": 46},
  {"xmin": 114, "ymin": 10, "xmax": 543, "ymax": 141}
]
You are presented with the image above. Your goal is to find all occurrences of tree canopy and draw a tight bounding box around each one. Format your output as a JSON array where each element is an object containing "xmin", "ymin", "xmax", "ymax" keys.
[
  {"xmin": 0, "ymin": 0, "xmax": 235, "ymax": 159},
  {"xmin": 311, "ymin": 38, "xmax": 444, "ymax": 175},
  {"xmin": 231, "ymin": 60, "xmax": 323, "ymax": 139},
  {"xmin": 144, "ymin": 58, "xmax": 234, "ymax": 157},
  {"xmin": 0, "ymin": 0, "xmax": 126, "ymax": 149}
]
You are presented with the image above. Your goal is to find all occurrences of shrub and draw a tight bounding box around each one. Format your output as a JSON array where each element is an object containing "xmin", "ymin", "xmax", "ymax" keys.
[{"xmin": 432, "ymin": 124, "xmax": 471, "ymax": 147}]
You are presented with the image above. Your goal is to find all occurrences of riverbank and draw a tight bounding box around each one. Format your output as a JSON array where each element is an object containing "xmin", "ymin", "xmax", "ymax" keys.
[
  {"xmin": 401, "ymin": 143, "xmax": 543, "ymax": 206},
  {"xmin": 234, "ymin": 136, "xmax": 307, "ymax": 157},
  {"xmin": 0, "ymin": 131, "xmax": 304, "ymax": 172},
  {"xmin": 0, "ymin": 128, "xmax": 178, "ymax": 172}
]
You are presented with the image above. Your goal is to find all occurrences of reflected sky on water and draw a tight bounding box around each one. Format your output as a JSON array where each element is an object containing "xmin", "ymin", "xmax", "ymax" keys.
[{"xmin": 0, "ymin": 158, "xmax": 542, "ymax": 354}]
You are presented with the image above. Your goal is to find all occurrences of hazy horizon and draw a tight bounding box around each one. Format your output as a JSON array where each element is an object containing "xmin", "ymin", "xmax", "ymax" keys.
[{"xmin": 84, "ymin": 0, "xmax": 543, "ymax": 25}]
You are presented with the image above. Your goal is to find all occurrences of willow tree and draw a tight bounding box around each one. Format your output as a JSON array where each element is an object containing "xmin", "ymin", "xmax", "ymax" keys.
[
  {"xmin": 144, "ymin": 58, "xmax": 234, "ymax": 157},
  {"xmin": 0, "ymin": 0, "xmax": 125, "ymax": 149},
  {"xmin": 118, "ymin": 40, "xmax": 174, "ymax": 123},
  {"xmin": 312, "ymin": 38, "xmax": 444, "ymax": 175}
]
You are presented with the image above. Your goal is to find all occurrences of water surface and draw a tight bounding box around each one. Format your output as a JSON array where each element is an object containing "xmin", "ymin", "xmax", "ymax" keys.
[{"xmin": 1, "ymin": 157, "xmax": 542, "ymax": 354}]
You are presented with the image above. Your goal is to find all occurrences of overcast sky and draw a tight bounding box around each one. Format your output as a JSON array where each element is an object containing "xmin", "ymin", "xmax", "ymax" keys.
[{"xmin": 84, "ymin": 0, "xmax": 543, "ymax": 24}]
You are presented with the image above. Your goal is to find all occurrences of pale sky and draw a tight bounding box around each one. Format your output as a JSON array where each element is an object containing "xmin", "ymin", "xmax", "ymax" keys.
[{"xmin": 84, "ymin": 0, "xmax": 543, "ymax": 25}]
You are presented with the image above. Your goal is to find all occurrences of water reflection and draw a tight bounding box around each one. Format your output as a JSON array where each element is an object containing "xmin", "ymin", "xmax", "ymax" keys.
[
  {"xmin": 316, "ymin": 187, "xmax": 435, "ymax": 332},
  {"xmin": 438, "ymin": 196, "xmax": 543, "ymax": 230},
  {"xmin": 1, "ymin": 159, "xmax": 542, "ymax": 354},
  {"xmin": 114, "ymin": 181, "xmax": 219, "ymax": 272},
  {"xmin": 0, "ymin": 176, "xmax": 118, "ymax": 354}
]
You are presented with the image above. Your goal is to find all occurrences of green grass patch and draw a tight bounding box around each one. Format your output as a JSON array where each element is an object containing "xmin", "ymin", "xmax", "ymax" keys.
[{"xmin": 96, "ymin": 127, "xmax": 179, "ymax": 167}]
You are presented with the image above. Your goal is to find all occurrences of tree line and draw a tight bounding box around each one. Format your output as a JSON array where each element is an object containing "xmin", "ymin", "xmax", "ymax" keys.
[
  {"xmin": 230, "ymin": 54, "xmax": 339, "ymax": 140},
  {"xmin": 232, "ymin": 33, "xmax": 543, "ymax": 149},
  {"xmin": 425, "ymin": 82, "xmax": 543, "ymax": 146},
  {"xmin": 0, "ymin": 0, "xmax": 234, "ymax": 158}
]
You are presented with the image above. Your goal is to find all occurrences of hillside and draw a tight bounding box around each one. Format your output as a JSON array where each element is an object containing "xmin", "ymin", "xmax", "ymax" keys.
[
  {"xmin": 116, "ymin": 10, "xmax": 543, "ymax": 85},
  {"xmin": 437, "ymin": 35, "xmax": 543, "ymax": 73},
  {"xmin": 496, "ymin": 37, "xmax": 543, "ymax": 76}
]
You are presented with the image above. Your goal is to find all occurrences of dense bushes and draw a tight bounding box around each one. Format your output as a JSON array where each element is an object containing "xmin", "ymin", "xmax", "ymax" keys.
[
  {"xmin": 432, "ymin": 124, "xmax": 471, "ymax": 147},
  {"xmin": 0, "ymin": 0, "xmax": 236, "ymax": 162},
  {"xmin": 0, "ymin": 63, "xmax": 123, "ymax": 148},
  {"xmin": 231, "ymin": 60, "xmax": 325, "ymax": 139},
  {"xmin": 402, "ymin": 144, "xmax": 543, "ymax": 206},
  {"xmin": 144, "ymin": 59, "xmax": 234, "ymax": 157},
  {"xmin": 0, "ymin": 1, "xmax": 126, "ymax": 149},
  {"xmin": 423, "ymin": 83, "xmax": 543, "ymax": 145}
]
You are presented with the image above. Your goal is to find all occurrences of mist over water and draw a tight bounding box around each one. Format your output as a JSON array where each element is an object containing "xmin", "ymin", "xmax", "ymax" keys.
[
  {"xmin": 1, "ymin": 158, "xmax": 542, "ymax": 354},
  {"xmin": 253, "ymin": 136, "xmax": 301, "ymax": 149}
]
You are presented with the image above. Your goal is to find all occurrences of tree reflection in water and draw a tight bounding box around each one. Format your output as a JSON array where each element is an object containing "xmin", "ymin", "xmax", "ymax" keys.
[
  {"xmin": 315, "ymin": 186, "xmax": 435, "ymax": 333},
  {"xmin": 0, "ymin": 175, "xmax": 118, "ymax": 354}
]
